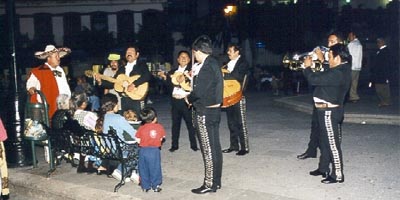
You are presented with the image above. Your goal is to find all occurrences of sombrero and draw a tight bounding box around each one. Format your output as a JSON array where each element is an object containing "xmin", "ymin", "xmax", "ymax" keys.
[
  {"xmin": 108, "ymin": 53, "xmax": 121, "ymax": 61},
  {"xmin": 34, "ymin": 45, "xmax": 71, "ymax": 60}
]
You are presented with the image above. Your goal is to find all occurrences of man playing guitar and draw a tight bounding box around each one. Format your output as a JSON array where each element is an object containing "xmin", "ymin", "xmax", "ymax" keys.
[
  {"xmin": 221, "ymin": 43, "xmax": 250, "ymax": 156},
  {"xmin": 95, "ymin": 45, "xmax": 151, "ymax": 117},
  {"xmin": 158, "ymin": 50, "xmax": 198, "ymax": 152}
]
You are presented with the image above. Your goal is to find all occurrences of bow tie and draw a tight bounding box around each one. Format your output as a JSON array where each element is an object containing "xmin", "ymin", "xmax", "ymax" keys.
[{"xmin": 53, "ymin": 70, "xmax": 62, "ymax": 77}]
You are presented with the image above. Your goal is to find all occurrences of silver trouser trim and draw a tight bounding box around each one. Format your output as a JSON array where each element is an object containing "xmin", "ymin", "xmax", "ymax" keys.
[
  {"xmin": 324, "ymin": 110, "xmax": 343, "ymax": 180},
  {"xmin": 239, "ymin": 96, "xmax": 249, "ymax": 151},
  {"xmin": 197, "ymin": 114, "xmax": 214, "ymax": 188}
]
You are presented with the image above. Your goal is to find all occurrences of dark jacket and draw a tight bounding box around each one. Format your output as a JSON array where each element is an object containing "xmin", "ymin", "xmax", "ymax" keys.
[
  {"xmin": 188, "ymin": 56, "xmax": 223, "ymax": 114},
  {"xmin": 370, "ymin": 46, "xmax": 391, "ymax": 84},
  {"xmin": 102, "ymin": 61, "xmax": 151, "ymax": 89},
  {"xmin": 223, "ymin": 56, "xmax": 250, "ymax": 92},
  {"xmin": 303, "ymin": 62, "xmax": 351, "ymax": 106}
]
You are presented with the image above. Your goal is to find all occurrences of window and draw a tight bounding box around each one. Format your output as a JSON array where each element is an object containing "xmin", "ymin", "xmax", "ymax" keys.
[
  {"xmin": 117, "ymin": 10, "xmax": 135, "ymax": 45},
  {"xmin": 91, "ymin": 12, "xmax": 108, "ymax": 32}
]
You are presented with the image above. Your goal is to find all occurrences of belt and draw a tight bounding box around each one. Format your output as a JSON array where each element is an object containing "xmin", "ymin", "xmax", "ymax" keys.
[
  {"xmin": 172, "ymin": 94, "xmax": 187, "ymax": 99},
  {"xmin": 206, "ymin": 104, "xmax": 221, "ymax": 108},
  {"xmin": 315, "ymin": 103, "xmax": 339, "ymax": 108}
]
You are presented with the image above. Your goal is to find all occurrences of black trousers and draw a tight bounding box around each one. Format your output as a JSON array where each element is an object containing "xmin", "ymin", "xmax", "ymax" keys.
[
  {"xmin": 305, "ymin": 106, "xmax": 344, "ymax": 156},
  {"xmin": 170, "ymin": 98, "xmax": 197, "ymax": 149},
  {"xmin": 305, "ymin": 106, "xmax": 319, "ymax": 156},
  {"xmin": 316, "ymin": 107, "xmax": 344, "ymax": 181},
  {"xmin": 194, "ymin": 107, "xmax": 222, "ymax": 189},
  {"xmin": 121, "ymin": 97, "xmax": 145, "ymax": 118},
  {"xmin": 225, "ymin": 97, "xmax": 249, "ymax": 151}
]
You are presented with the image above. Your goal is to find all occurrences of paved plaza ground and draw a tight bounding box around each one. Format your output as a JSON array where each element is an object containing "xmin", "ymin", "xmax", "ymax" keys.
[{"xmin": 9, "ymin": 89, "xmax": 400, "ymax": 200}]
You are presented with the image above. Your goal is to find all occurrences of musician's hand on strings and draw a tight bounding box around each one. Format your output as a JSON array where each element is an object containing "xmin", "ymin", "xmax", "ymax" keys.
[
  {"xmin": 127, "ymin": 83, "xmax": 136, "ymax": 92},
  {"xmin": 176, "ymin": 74, "xmax": 185, "ymax": 83}
]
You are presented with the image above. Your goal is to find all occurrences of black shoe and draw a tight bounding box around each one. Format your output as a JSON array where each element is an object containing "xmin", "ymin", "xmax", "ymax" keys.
[
  {"xmin": 321, "ymin": 175, "xmax": 344, "ymax": 184},
  {"xmin": 309, "ymin": 169, "xmax": 328, "ymax": 178},
  {"xmin": 222, "ymin": 148, "xmax": 238, "ymax": 153},
  {"xmin": 191, "ymin": 147, "xmax": 199, "ymax": 151},
  {"xmin": 191, "ymin": 185, "xmax": 216, "ymax": 194},
  {"xmin": 236, "ymin": 150, "xmax": 249, "ymax": 156},
  {"xmin": 297, "ymin": 152, "xmax": 317, "ymax": 159},
  {"xmin": 169, "ymin": 147, "xmax": 179, "ymax": 152},
  {"xmin": 77, "ymin": 166, "xmax": 87, "ymax": 173}
]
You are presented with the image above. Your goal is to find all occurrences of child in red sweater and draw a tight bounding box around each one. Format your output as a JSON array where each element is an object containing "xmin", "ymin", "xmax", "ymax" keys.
[{"xmin": 135, "ymin": 107, "xmax": 166, "ymax": 192}]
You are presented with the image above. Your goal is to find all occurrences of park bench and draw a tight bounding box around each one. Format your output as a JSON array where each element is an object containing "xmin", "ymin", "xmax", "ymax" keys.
[{"xmin": 48, "ymin": 120, "xmax": 139, "ymax": 192}]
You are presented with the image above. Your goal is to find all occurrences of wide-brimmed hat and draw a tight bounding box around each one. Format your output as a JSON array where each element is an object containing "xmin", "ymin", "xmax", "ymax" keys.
[
  {"xmin": 108, "ymin": 53, "xmax": 121, "ymax": 61},
  {"xmin": 34, "ymin": 45, "xmax": 71, "ymax": 60}
]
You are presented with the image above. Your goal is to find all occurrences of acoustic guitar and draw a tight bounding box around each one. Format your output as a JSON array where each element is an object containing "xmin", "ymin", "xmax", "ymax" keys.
[
  {"xmin": 85, "ymin": 70, "xmax": 148, "ymax": 100},
  {"xmin": 221, "ymin": 67, "xmax": 243, "ymax": 108},
  {"xmin": 222, "ymin": 80, "xmax": 242, "ymax": 108}
]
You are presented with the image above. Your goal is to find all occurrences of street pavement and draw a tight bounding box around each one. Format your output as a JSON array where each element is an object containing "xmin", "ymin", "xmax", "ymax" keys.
[{"xmin": 8, "ymin": 88, "xmax": 400, "ymax": 200}]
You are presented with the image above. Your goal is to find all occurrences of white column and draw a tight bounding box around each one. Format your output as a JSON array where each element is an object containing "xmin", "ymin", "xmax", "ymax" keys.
[
  {"xmin": 81, "ymin": 15, "xmax": 91, "ymax": 30},
  {"xmin": 52, "ymin": 16, "xmax": 64, "ymax": 45},
  {"xmin": 19, "ymin": 17, "xmax": 34, "ymax": 40},
  {"xmin": 133, "ymin": 12, "xmax": 142, "ymax": 34},
  {"xmin": 108, "ymin": 14, "xmax": 117, "ymax": 38}
]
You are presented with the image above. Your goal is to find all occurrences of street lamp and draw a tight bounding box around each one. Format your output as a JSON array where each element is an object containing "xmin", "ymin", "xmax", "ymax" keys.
[
  {"xmin": 224, "ymin": 5, "xmax": 237, "ymax": 17},
  {"xmin": 223, "ymin": 5, "xmax": 237, "ymax": 49}
]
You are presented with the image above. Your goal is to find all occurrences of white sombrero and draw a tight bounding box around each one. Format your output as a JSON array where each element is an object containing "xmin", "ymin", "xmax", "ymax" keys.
[{"xmin": 34, "ymin": 45, "xmax": 71, "ymax": 60}]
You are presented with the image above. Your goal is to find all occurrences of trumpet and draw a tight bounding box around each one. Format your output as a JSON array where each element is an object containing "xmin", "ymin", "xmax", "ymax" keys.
[{"xmin": 282, "ymin": 46, "xmax": 328, "ymax": 72}]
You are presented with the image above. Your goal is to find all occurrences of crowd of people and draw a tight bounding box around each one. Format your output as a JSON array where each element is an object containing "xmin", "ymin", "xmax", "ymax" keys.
[{"xmin": 21, "ymin": 29, "xmax": 395, "ymax": 195}]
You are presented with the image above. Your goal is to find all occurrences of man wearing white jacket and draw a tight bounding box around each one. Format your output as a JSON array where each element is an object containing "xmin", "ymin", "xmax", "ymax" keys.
[{"xmin": 347, "ymin": 31, "xmax": 363, "ymax": 103}]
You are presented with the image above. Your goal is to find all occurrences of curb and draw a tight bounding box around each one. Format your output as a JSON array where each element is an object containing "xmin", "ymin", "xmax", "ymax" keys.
[
  {"xmin": 9, "ymin": 169, "xmax": 141, "ymax": 200},
  {"xmin": 274, "ymin": 97, "xmax": 400, "ymax": 126}
]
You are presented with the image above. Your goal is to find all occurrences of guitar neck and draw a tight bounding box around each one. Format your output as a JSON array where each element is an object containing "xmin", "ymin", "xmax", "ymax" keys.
[{"xmin": 98, "ymin": 74, "xmax": 117, "ymax": 83}]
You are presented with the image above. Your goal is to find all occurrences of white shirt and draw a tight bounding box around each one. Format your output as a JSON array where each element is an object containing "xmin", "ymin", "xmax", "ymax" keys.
[
  {"xmin": 103, "ymin": 67, "xmax": 117, "ymax": 77},
  {"xmin": 125, "ymin": 60, "xmax": 137, "ymax": 76},
  {"xmin": 172, "ymin": 65, "xmax": 190, "ymax": 99},
  {"xmin": 227, "ymin": 55, "xmax": 240, "ymax": 72},
  {"xmin": 26, "ymin": 63, "xmax": 71, "ymax": 102},
  {"xmin": 347, "ymin": 38, "xmax": 363, "ymax": 71}
]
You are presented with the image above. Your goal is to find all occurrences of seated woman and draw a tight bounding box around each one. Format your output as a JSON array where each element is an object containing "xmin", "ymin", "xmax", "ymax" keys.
[
  {"xmin": 95, "ymin": 93, "xmax": 137, "ymax": 180},
  {"xmin": 69, "ymin": 92, "xmax": 99, "ymax": 173}
]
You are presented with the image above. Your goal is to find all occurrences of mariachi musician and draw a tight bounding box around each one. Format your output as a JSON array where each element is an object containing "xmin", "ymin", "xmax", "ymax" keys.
[
  {"xmin": 221, "ymin": 43, "xmax": 250, "ymax": 156},
  {"xmin": 96, "ymin": 45, "xmax": 151, "ymax": 116},
  {"xmin": 158, "ymin": 50, "xmax": 198, "ymax": 152}
]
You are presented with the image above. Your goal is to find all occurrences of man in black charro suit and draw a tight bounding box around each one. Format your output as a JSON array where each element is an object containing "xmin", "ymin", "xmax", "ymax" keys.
[
  {"xmin": 303, "ymin": 43, "xmax": 351, "ymax": 184},
  {"xmin": 186, "ymin": 35, "xmax": 224, "ymax": 194},
  {"xmin": 96, "ymin": 45, "xmax": 151, "ymax": 116},
  {"xmin": 221, "ymin": 43, "xmax": 250, "ymax": 156},
  {"xmin": 158, "ymin": 50, "xmax": 198, "ymax": 152}
]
